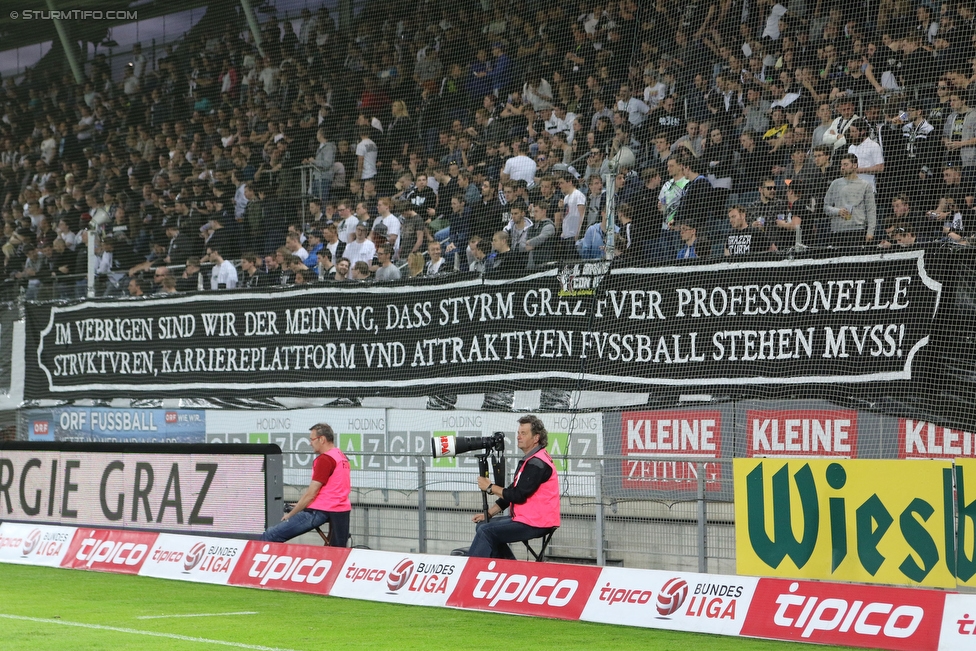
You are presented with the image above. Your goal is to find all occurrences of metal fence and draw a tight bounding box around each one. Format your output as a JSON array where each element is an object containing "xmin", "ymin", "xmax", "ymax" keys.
[{"xmin": 280, "ymin": 451, "xmax": 736, "ymax": 573}]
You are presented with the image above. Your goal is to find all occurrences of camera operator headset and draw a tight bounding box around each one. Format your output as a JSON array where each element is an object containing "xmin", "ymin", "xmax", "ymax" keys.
[{"xmin": 468, "ymin": 415, "xmax": 560, "ymax": 559}]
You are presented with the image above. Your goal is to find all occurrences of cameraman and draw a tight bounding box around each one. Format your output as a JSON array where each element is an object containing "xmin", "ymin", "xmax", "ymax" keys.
[
  {"xmin": 469, "ymin": 415, "xmax": 560, "ymax": 558},
  {"xmin": 260, "ymin": 423, "xmax": 351, "ymax": 547}
]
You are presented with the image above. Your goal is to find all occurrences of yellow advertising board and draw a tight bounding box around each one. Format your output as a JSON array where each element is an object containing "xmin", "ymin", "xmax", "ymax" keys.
[
  {"xmin": 956, "ymin": 458, "xmax": 976, "ymax": 588},
  {"xmin": 734, "ymin": 458, "xmax": 956, "ymax": 588}
]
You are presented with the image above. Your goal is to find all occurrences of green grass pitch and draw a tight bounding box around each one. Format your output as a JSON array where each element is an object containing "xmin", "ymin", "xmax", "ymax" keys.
[{"xmin": 0, "ymin": 564, "xmax": 857, "ymax": 650}]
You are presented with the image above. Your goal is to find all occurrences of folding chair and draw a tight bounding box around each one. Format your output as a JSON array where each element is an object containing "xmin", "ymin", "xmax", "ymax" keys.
[
  {"xmin": 284, "ymin": 502, "xmax": 331, "ymax": 546},
  {"xmin": 313, "ymin": 521, "xmax": 332, "ymax": 546},
  {"xmin": 522, "ymin": 527, "xmax": 558, "ymax": 562}
]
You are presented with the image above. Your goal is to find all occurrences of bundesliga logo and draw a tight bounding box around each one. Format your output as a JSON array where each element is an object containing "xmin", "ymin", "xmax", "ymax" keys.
[
  {"xmin": 183, "ymin": 542, "xmax": 206, "ymax": 571},
  {"xmin": 387, "ymin": 559, "xmax": 414, "ymax": 592},
  {"xmin": 22, "ymin": 529, "xmax": 42, "ymax": 556},
  {"xmin": 656, "ymin": 578, "xmax": 689, "ymax": 617}
]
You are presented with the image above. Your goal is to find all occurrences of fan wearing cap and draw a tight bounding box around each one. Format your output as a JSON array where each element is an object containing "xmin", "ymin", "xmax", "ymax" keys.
[
  {"xmin": 164, "ymin": 222, "xmax": 197, "ymax": 266},
  {"xmin": 673, "ymin": 154, "xmax": 718, "ymax": 240},
  {"xmin": 369, "ymin": 220, "xmax": 389, "ymax": 249}
]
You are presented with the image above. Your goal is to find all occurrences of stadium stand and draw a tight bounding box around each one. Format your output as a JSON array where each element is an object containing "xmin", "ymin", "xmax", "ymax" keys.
[{"xmin": 1, "ymin": 0, "xmax": 976, "ymax": 298}]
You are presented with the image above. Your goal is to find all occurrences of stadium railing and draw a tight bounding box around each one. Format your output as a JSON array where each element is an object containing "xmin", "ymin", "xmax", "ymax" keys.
[{"xmin": 277, "ymin": 450, "xmax": 733, "ymax": 572}]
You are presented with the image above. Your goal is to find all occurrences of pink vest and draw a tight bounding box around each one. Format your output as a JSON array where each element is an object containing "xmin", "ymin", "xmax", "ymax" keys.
[
  {"xmin": 309, "ymin": 447, "xmax": 351, "ymax": 512},
  {"xmin": 511, "ymin": 448, "xmax": 560, "ymax": 528}
]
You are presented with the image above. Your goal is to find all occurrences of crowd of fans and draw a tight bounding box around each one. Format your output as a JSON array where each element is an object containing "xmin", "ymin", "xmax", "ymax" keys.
[{"xmin": 2, "ymin": 0, "xmax": 976, "ymax": 298}]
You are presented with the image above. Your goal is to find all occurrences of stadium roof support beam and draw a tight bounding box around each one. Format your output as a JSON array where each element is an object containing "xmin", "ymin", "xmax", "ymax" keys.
[
  {"xmin": 238, "ymin": 0, "xmax": 265, "ymax": 59},
  {"xmin": 46, "ymin": 0, "xmax": 83, "ymax": 84}
]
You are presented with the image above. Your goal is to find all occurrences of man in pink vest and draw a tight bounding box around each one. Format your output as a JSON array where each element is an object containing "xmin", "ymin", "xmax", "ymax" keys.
[
  {"xmin": 260, "ymin": 423, "xmax": 351, "ymax": 546},
  {"xmin": 468, "ymin": 415, "xmax": 560, "ymax": 558}
]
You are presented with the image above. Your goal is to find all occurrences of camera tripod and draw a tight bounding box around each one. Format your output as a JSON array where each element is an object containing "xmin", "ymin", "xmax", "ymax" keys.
[{"xmin": 477, "ymin": 448, "xmax": 506, "ymax": 522}]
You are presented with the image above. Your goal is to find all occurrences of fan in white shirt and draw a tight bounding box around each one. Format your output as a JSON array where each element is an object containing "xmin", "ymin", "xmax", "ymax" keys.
[
  {"xmin": 500, "ymin": 142, "xmax": 538, "ymax": 184},
  {"xmin": 557, "ymin": 175, "xmax": 587, "ymax": 240},
  {"xmin": 334, "ymin": 201, "xmax": 360, "ymax": 243},
  {"xmin": 643, "ymin": 74, "xmax": 668, "ymax": 110},
  {"xmin": 615, "ymin": 84, "xmax": 650, "ymax": 126},
  {"xmin": 258, "ymin": 58, "xmax": 278, "ymax": 94},
  {"xmin": 342, "ymin": 223, "xmax": 377, "ymax": 277},
  {"xmin": 374, "ymin": 198, "xmax": 402, "ymax": 254},
  {"xmin": 541, "ymin": 107, "xmax": 570, "ymax": 136},
  {"xmin": 846, "ymin": 120, "xmax": 884, "ymax": 193},
  {"xmin": 356, "ymin": 127, "xmax": 378, "ymax": 180},
  {"xmin": 209, "ymin": 248, "xmax": 238, "ymax": 290},
  {"xmin": 285, "ymin": 232, "xmax": 309, "ymax": 260},
  {"xmin": 57, "ymin": 219, "xmax": 80, "ymax": 251}
]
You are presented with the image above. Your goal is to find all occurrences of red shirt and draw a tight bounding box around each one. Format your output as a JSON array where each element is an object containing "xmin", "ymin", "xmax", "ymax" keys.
[{"xmin": 311, "ymin": 453, "xmax": 336, "ymax": 485}]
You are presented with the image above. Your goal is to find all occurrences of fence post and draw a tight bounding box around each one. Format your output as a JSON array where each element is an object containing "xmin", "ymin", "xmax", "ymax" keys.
[
  {"xmin": 362, "ymin": 506, "xmax": 369, "ymax": 549},
  {"xmin": 697, "ymin": 462, "xmax": 706, "ymax": 573},
  {"xmin": 417, "ymin": 457, "xmax": 427, "ymax": 554},
  {"xmin": 594, "ymin": 458, "xmax": 605, "ymax": 566}
]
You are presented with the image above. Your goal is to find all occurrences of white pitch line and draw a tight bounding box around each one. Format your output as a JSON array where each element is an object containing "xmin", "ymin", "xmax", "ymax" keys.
[
  {"xmin": 0, "ymin": 613, "xmax": 303, "ymax": 651},
  {"xmin": 137, "ymin": 611, "xmax": 259, "ymax": 620}
]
